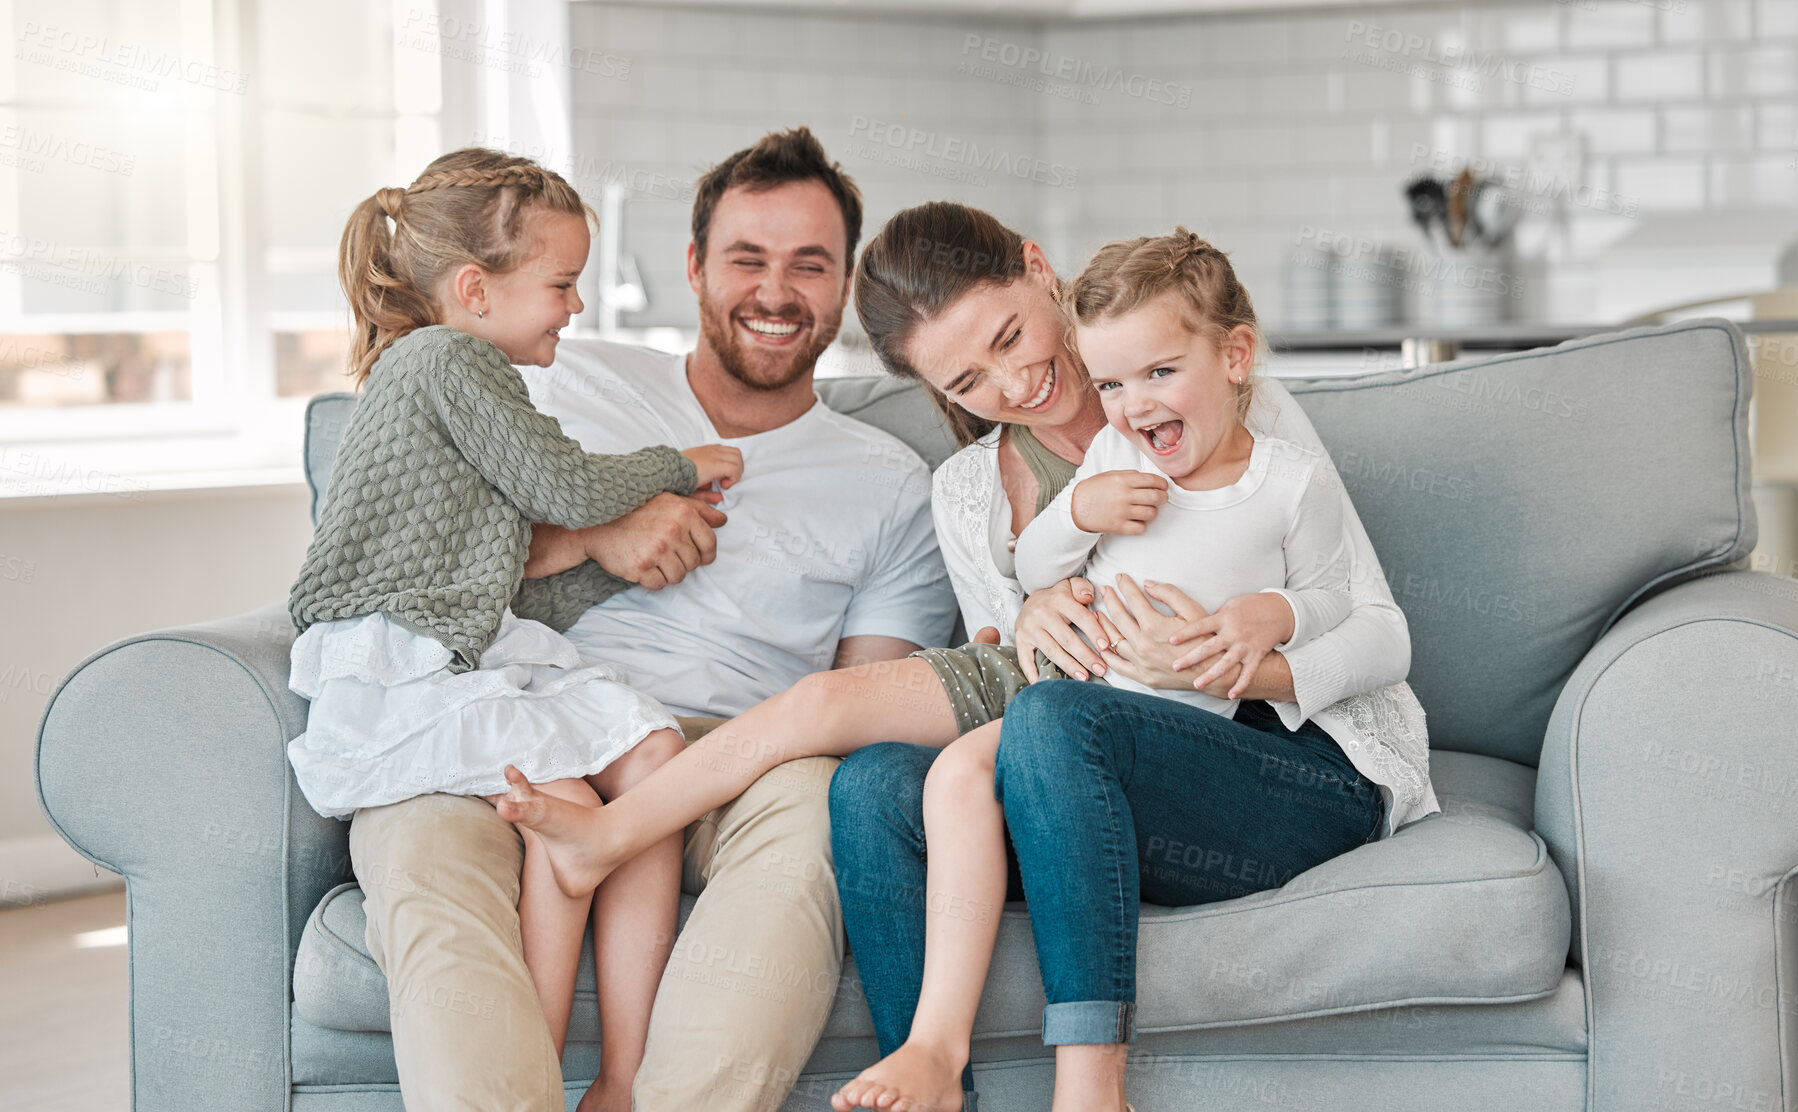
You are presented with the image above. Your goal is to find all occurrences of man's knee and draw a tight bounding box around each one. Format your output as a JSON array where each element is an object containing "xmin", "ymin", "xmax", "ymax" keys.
[{"xmin": 351, "ymin": 794, "xmax": 524, "ymax": 933}]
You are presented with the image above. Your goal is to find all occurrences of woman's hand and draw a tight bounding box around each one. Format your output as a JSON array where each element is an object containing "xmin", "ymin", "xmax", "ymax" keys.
[
  {"xmin": 1092, "ymin": 574, "xmax": 1212, "ymax": 690},
  {"xmin": 1014, "ymin": 577, "xmax": 1110, "ymax": 682},
  {"xmin": 1168, "ymin": 591, "xmax": 1297, "ymax": 698},
  {"xmin": 1099, "ymin": 577, "xmax": 1298, "ymax": 702}
]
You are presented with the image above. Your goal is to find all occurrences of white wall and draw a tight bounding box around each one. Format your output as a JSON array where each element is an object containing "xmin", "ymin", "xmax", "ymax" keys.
[
  {"xmin": 0, "ymin": 483, "xmax": 314, "ymax": 903},
  {"xmin": 572, "ymin": 0, "xmax": 1798, "ymax": 331}
]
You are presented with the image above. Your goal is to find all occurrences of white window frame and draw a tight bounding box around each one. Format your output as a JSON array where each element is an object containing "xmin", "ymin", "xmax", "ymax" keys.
[{"xmin": 0, "ymin": 0, "xmax": 572, "ymax": 499}]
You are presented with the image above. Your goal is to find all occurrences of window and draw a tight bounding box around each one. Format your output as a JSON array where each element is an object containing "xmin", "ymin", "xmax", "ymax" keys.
[{"xmin": 0, "ymin": 0, "xmax": 460, "ymax": 496}]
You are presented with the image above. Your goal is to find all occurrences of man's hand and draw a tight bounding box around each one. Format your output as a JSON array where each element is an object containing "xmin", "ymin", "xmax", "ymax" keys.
[
  {"xmin": 1071, "ymin": 471, "xmax": 1167, "ymax": 535},
  {"xmin": 524, "ymin": 492, "xmax": 727, "ymax": 590}
]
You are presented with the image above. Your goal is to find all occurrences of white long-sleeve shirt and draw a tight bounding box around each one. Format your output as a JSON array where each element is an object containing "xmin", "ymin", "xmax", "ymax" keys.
[
  {"xmin": 927, "ymin": 378, "xmax": 1438, "ymax": 835},
  {"xmin": 1015, "ymin": 426, "xmax": 1353, "ymax": 719}
]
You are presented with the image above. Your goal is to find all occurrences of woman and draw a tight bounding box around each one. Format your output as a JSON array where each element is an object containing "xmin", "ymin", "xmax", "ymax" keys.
[{"xmin": 829, "ymin": 202, "xmax": 1436, "ymax": 1112}]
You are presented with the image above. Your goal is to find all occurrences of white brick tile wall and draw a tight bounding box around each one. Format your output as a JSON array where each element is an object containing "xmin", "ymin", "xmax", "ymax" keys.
[
  {"xmin": 1662, "ymin": 105, "xmax": 1755, "ymax": 152},
  {"xmin": 1615, "ymin": 49, "xmax": 1705, "ymax": 99},
  {"xmin": 1211, "ymin": 125, "xmax": 1295, "ymax": 168},
  {"xmin": 1708, "ymin": 45, "xmax": 1798, "ymax": 98},
  {"xmin": 1565, "ymin": 1, "xmax": 1656, "ymax": 50},
  {"xmin": 1253, "ymin": 71, "xmax": 1332, "ymax": 116},
  {"xmin": 1488, "ymin": 8, "xmax": 1560, "ymax": 53},
  {"xmin": 1614, "ymin": 155, "xmax": 1709, "ymax": 208},
  {"xmin": 1759, "ymin": 103, "xmax": 1798, "ymax": 150},
  {"xmin": 1297, "ymin": 120, "xmax": 1374, "ymax": 166},
  {"xmin": 1674, "ymin": 0, "xmax": 1754, "ymax": 42},
  {"xmin": 1709, "ymin": 155, "xmax": 1798, "ymax": 207},
  {"xmin": 1759, "ymin": 0, "xmax": 1798, "ymax": 36},
  {"xmin": 1169, "ymin": 175, "xmax": 1255, "ymax": 223},
  {"xmin": 1198, "ymin": 16, "xmax": 1293, "ymax": 69},
  {"xmin": 1523, "ymin": 52, "xmax": 1610, "ymax": 104},
  {"xmin": 1332, "ymin": 67, "xmax": 1417, "ymax": 114},
  {"xmin": 575, "ymin": 1, "xmax": 1798, "ymax": 331},
  {"xmin": 1483, "ymin": 112, "xmax": 1553, "ymax": 159},
  {"xmin": 1290, "ymin": 13, "xmax": 1355, "ymax": 62},
  {"xmin": 1567, "ymin": 107, "xmax": 1658, "ymax": 154},
  {"xmin": 1123, "ymin": 126, "xmax": 1207, "ymax": 170}
]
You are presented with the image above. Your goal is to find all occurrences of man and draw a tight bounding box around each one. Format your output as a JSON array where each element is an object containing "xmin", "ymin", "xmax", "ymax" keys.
[{"xmin": 348, "ymin": 126, "xmax": 956, "ymax": 1111}]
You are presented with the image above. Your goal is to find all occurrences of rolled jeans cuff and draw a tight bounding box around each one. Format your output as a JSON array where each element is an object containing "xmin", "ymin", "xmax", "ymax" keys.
[{"xmin": 1041, "ymin": 1000, "xmax": 1135, "ymax": 1045}]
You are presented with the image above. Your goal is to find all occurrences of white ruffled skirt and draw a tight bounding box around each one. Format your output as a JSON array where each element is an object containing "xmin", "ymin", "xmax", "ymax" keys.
[{"xmin": 287, "ymin": 610, "xmax": 677, "ymax": 819}]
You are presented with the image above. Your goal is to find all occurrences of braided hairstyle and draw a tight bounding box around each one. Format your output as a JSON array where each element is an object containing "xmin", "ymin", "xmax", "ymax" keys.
[
  {"xmin": 340, "ymin": 148, "xmax": 595, "ymax": 384},
  {"xmin": 1063, "ymin": 227, "xmax": 1262, "ymax": 421}
]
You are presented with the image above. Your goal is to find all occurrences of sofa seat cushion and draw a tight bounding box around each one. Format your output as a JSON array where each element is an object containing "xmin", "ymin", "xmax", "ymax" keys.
[{"xmin": 294, "ymin": 750, "xmax": 1568, "ymax": 1077}]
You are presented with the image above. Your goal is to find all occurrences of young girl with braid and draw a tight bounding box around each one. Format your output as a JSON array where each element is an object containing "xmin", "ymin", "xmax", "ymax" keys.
[{"xmin": 285, "ymin": 148, "xmax": 741, "ymax": 1112}]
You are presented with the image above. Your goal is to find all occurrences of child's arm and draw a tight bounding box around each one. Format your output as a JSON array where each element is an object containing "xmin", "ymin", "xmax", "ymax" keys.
[
  {"xmin": 1015, "ymin": 470, "xmax": 1167, "ymax": 593},
  {"xmin": 1262, "ymin": 451, "xmax": 1354, "ymax": 653},
  {"xmin": 510, "ymin": 559, "xmax": 629, "ymax": 632},
  {"xmin": 424, "ymin": 330, "xmax": 705, "ymax": 529}
]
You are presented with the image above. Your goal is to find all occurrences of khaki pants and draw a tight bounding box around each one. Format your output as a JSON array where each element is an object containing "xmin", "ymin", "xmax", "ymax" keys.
[{"xmin": 349, "ymin": 716, "xmax": 845, "ymax": 1112}]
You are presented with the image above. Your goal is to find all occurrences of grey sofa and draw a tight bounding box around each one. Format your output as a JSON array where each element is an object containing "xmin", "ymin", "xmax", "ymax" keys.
[{"xmin": 36, "ymin": 318, "xmax": 1798, "ymax": 1111}]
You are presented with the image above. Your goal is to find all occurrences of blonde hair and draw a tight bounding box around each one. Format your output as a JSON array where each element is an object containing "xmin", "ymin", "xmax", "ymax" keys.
[
  {"xmin": 339, "ymin": 147, "xmax": 595, "ymax": 384},
  {"xmin": 1063, "ymin": 227, "xmax": 1262, "ymax": 421}
]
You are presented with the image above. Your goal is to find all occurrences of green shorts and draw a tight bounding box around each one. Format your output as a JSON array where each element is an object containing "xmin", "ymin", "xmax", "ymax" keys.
[{"xmin": 911, "ymin": 642, "xmax": 1105, "ymax": 736}]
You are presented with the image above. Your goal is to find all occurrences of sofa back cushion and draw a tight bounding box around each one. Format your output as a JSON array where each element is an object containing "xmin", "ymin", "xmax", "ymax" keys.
[
  {"xmin": 1282, "ymin": 319, "xmax": 1754, "ymax": 765},
  {"xmin": 304, "ymin": 319, "xmax": 1755, "ymax": 767}
]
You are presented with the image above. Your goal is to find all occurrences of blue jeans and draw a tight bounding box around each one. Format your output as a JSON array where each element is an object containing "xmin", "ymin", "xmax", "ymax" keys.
[{"xmin": 830, "ymin": 684, "xmax": 1382, "ymax": 1073}]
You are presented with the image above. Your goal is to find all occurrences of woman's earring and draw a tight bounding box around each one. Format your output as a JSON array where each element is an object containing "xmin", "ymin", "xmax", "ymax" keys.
[{"xmin": 477, "ymin": 309, "xmax": 485, "ymax": 319}]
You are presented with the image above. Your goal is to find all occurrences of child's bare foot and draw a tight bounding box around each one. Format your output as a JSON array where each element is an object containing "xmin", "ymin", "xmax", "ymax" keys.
[
  {"xmin": 831, "ymin": 1040, "xmax": 967, "ymax": 1112},
  {"xmin": 495, "ymin": 765, "xmax": 622, "ymax": 898}
]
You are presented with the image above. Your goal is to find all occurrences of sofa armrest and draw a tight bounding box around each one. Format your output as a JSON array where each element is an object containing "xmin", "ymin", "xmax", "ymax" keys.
[
  {"xmin": 1535, "ymin": 570, "xmax": 1798, "ymax": 1112},
  {"xmin": 35, "ymin": 603, "xmax": 345, "ymax": 1112}
]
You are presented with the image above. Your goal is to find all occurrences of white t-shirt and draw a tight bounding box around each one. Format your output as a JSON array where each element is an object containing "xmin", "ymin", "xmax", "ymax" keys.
[
  {"xmin": 520, "ymin": 340, "xmax": 957, "ymax": 718},
  {"xmin": 1015, "ymin": 425, "xmax": 1353, "ymax": 718}
]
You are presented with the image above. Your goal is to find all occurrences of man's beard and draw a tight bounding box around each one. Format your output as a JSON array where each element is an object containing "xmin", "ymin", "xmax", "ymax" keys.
[{"xmin": 696, "ymin": 283, "xmax": 841, "ymax": 393}]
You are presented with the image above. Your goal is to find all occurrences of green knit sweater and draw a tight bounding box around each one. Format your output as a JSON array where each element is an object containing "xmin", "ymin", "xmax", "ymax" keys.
[{"xmin": 289, "ymin": 325, "xmax": 697, "ymax": 671}]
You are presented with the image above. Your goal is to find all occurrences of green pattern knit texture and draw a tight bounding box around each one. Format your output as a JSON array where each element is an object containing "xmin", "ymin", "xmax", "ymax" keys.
[{"xmin": 289, "ymin": 325, "xmax": 697, "ymax": 671}]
